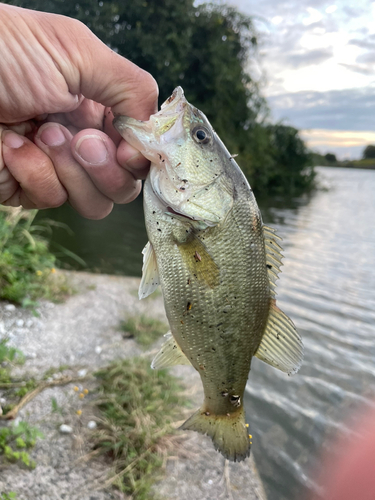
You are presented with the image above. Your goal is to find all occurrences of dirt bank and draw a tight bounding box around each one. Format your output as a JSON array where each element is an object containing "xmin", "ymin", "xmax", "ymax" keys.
[{"xmin": 0, "ymin": 271, "xmax": 266, "ymax": 500}]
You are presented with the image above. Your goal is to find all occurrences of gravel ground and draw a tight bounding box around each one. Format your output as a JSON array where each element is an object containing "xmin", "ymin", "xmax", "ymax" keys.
[{"xmin": 0, "ymin": 271, "xmax": 267, "ymax": 500}]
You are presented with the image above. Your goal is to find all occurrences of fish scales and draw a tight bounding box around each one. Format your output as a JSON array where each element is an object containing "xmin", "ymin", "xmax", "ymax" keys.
[
  {"xmin": 144, "ymin": 177, "xmax": 269, "ymax": 405},
  {"xmin": 114, "ymin": 86, "xmax": 303, "ymax": 462}
]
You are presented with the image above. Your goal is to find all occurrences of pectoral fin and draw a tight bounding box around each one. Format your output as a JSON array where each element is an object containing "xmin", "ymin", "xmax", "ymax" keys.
[
  {"xmin": 139, "ymin": 241, "xmax": 160, "ymax": 299},
  {"xmin": 255, "ymin": 299, "xmax": 303, "ymax": 375},
  {"xmin": 151, "ymin": 332, "xmax": 192, "ymax": 370}
]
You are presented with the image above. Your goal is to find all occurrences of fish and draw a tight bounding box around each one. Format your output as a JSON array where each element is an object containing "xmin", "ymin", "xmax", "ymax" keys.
[{"xmin": 113, "ymin": 87, "xmax": 303, "ymax": 462}]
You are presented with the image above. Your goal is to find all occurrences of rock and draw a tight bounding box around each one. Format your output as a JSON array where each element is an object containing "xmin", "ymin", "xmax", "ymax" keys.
[
  {"xmin": 4, "ymin": 304, "xmax": 16, "ymax": 311},
  {"xmin": 94, "ymin": 346, "xmax": 102, "ymax": 354},
  {"xmin": 87, "ymin": 421, "xmax": 97, "ymax": 430},
  {"xmin": 77, "ymin": 369, "xmax": 87, "ymax": 377},
  {"xmin": 59, "ymin": 424, "xmax": 73, "ymax": 434},
  {"xmin": 16, "ymin": 319, "xmax": 24, "ymax": 327}
]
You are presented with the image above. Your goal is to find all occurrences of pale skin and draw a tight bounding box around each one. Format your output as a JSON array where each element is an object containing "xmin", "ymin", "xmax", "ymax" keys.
[{"xmin": 0, "ymin": 3, "xmax": 158, "ymax": 219}]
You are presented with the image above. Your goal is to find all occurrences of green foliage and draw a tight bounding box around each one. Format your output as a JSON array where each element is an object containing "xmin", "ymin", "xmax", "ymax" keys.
[
  {"xmin": 1, "ymin": 492, "xmax": 18, "ymax": 500},
  {"xmin": 325, "ymin": 153, "xmax": 337, "ymax": 163},
  {"xmin": 0, "ymin": 207, "xmax": 72, "ymax": 306},
  {"xmin": 4, "ymin": 0, "xmax": 315, "ymax": 197},
  {"xmin": 0, "ymin": 422, "xmax": 43, "ymax": 469},
  {"xmin": 0, "ymin": 338, "xmax": 25, "ymax": 384},
  {"xmin": 120, "ymin": 315, "xmax": 167, "ymax": 347},
  {"xmin": 93, "ymin": 357, "xmax": 185, "ymax": 499},
  {"xmin": 363, "ymin": 144, "xmax": 375, "ymax": 159}
]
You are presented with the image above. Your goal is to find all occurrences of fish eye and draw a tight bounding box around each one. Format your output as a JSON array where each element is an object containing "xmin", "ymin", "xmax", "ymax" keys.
[{"xmin": 192, "ymin": 126, "xmax": 211, "ymax": 145}]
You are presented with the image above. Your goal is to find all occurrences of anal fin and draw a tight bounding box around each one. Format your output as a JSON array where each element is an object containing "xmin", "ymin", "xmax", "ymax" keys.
[
  {"xmin": 151, "ymin": 332, "xmax": 192, "ymax": 370},
  {"xmin": 255, "ymin": 299, "xmax": 303, "ymax": 375}
]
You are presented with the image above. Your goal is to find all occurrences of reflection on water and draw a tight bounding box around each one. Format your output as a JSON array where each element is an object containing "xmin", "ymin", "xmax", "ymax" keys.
[
  {"xmin": 246, "ymin": 167, "xmax": 375, "ymax": 500},
  {"xmin": 38, "ymin": 167, "xmax": 375, "ymax": 500},
  {"xmin": 36, "ymin": 195, "xmax": 147, "ymax": 276}
]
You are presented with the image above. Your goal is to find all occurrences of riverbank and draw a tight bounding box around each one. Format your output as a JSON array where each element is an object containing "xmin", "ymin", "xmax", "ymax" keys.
[{"xmin": 0, "ymin": 271, "xmax": 266, "ymax": 500}]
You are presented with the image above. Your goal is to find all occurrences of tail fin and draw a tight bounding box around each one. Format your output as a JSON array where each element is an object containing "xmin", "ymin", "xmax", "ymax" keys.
[{"xmin": 180, "ymin": 406, "xmax": 251, "ymax": 462}]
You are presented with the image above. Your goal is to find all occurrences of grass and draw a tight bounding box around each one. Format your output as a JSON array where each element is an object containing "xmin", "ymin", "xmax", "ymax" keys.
[
  {"xmin": 0, "ymin": 338, "xmax": 24, "ymax": 385},
  {"xmin": 0, "ymin": 207, "xmax": 73, "ymax": 307},
  {"xmin": 0, "ymin": 421, "xmax": 43, "ymax": 469},
  {"xmin": 93, "ymin": 357, "xmax": 186, "ymax": 499},
  {"xmin": 1, "ymin": 492, "xmax": 18, "ymax": 500},
  {"xmin": 120, "ymin": 315, "xmax": 167, "ymax": 348}
]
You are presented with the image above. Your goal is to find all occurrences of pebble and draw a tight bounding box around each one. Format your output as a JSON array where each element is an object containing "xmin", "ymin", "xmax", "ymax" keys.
[
  {"xmin": 4, "ymin": 304, "xmax": 16, "ymax": 311},
  {"xmin": 0, "ymin": 397, "xmax": 6, "ymax": 405},
  {"xmin": 77, "ymin": 369, "xmax": 87, "ymax": 377},
  {"xmin": 94, "ymin": 346, "xmax": 102, "ymax": 354},
  {"xmin": 59, "ymin": 424, "xmax": 73, "ymax": 434},
  {"xmin": 16, "ymin": 319, "xmax": 24, "ymax": 328},
  {"xmin": 87, "ymin": 421, "xmax": 97, "ymax": 430},
  {"xmin": 26, "ymin": 319, "xmax": 34, "ymax": 328}
]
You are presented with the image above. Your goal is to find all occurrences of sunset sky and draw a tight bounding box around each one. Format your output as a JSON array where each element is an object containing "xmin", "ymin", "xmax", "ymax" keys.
[{"xmin": 224, "ymin": 0, "xmax": 375, "ymax": 159}]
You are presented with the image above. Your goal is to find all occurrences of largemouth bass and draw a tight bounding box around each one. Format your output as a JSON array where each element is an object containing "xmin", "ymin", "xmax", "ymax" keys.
[{"xmin": 114, "ymin": 87, "xmax": 303, "ymax": 462}]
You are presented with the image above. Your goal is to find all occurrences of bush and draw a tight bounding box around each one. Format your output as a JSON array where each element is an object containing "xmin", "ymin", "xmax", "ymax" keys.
[{"xmin": 0, "ymin": 207, "xmax": 71, "ymax": 306}]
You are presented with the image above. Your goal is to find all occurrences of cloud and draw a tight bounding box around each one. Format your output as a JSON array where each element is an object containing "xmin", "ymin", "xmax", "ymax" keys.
[
  {"xmin": 299, "ymin": 129, "xmax": 375, "ymax": 158},
  {"xmin": 267, "ymin": 87, "xmax": 375, "ymax": 131},
  {"xmin": 348, "ymin": 37, "xmax": 375, "ymax": 50},
  {"xmin": 285, "ymin": 47, "xmax": 334, "ymax": 68},
  {"xmin": 339, "ymin": 63, "xmax": 375, "ymax": 75}
]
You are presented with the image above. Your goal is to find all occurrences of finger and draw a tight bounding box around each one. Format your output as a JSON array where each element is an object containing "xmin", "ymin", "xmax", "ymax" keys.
[
  {"xmin": 55, "ymin": 22, "xmax": 158, "ymax": 120},
  {"xmin": 35, "ymin": 123, "xmax": 114, "ymax": 219},
  {"xmin": 71, "ymin": 129, "xmax": 143, "ymax": 204},
  {"xmin": 117, "ymin": 141, "xmax": 150, "ymax": 180},
  {"xmin": 49, "ymin": 99, "xmax": 105, "ymax": 130},
  {"xmin": 0, "ymin": 125, "xmax": 19, "ymax": 204},
  {"xmin": 1, "ymin": 130, "xmax": 68, "ymax": 208}
]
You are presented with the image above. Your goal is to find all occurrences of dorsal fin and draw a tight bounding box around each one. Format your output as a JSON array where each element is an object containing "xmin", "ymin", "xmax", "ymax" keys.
[
  {"xmin": 254, "ymin": 299, "xmax": 303, "ymax": 375},
  {"xmin": 263, "ymin": 225, "xmax": 283, "ymax": 297}
]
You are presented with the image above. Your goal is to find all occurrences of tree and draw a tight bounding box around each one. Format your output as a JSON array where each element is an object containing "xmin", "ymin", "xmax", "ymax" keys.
[
  {"xmin": 363, "ymin": 145, "xmax": 375, "ymax": 159},
  {"xmin": 4, "ymin": 0, "xmax": 314, "ymax": 196},
  {"xmin": 325, "ymin": 153, "xmax": 337, "ymax": 163}
]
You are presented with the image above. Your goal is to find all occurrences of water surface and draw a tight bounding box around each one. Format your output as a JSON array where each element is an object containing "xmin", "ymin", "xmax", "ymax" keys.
[{"xmin": 37, "ymin": 167, "xmax": 375, "ymax": 499}]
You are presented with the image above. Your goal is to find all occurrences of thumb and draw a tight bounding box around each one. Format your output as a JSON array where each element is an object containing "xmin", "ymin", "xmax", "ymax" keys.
[{"xmin": 42, "ymin": 13, "xmax": 158, "ymax": 120}]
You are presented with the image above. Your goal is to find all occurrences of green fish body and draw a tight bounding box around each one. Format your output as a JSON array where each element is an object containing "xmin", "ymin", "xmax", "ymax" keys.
[{"xmin": 114, "ymin": 87, "xmax": 303, "ymax": 462}]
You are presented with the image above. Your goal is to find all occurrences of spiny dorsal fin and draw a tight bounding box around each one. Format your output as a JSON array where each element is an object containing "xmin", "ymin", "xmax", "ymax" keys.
[
  {"xmin": 138, "ymin": 241, "xmax": 160, "ymax": 300},
  {"xmin": 263, "ymin": 225, "xmax": 283, "ymax": 297},
  {"xmin": 151, "ymin": 332, "xmax": 192, "ymax": 370},
  {"xmin": 254, "ymin": 299, "xmax": 303, "ymax": 375}
]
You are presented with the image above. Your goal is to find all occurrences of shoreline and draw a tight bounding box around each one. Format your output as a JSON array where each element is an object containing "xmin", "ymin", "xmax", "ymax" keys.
[{"xmin": 0, "ymin": 270, "xmax": 267, "ymax": 500}]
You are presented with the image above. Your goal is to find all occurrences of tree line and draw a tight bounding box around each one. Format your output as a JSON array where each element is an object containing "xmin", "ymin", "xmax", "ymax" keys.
[{"xmin": 4, "ymin": 0, "xmax": 316, "ymax": 196}]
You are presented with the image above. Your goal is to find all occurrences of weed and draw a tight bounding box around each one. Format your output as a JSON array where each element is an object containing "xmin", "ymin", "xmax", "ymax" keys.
[
  {"xmin": 0, "ymin": 422, "xmax": 43, "ymax": 469},
  {"xmin": 0, "ymin": 338, "xmax": 25, "ymax": 384},
  {"xmin": 93, "ymin": 357, "xmax": 185, "ymax": 499},
  {"xmin": 120, "ymin": 315, "xmax": 167, "ymax": 348},
  {"xmin": 1, "ymin": 492, "xmax": 18, "ymax": 500},
  {"xmin": 0, "ymin": 207, "xmax": 73, "ymax": 306}
]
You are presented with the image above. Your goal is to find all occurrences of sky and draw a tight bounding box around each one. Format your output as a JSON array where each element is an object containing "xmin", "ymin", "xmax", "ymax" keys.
[{"xmin": 221, "ymin": 0, "xmax": 375, "ymax": 159}]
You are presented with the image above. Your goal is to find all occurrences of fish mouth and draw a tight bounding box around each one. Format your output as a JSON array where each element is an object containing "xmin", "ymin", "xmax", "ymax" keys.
[{"xmin": 160, "ymin": 87, "xmax": 186, "ymax": 113}]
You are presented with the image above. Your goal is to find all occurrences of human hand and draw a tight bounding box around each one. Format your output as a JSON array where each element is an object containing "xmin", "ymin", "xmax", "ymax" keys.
[{"xmin": 0, "ymin": 4, "xmax": 158, "ymax": 218}]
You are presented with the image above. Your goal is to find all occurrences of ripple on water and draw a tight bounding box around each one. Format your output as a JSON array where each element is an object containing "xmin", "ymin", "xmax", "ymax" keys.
[{"xmin": 245, "ymin": 168, "xmax": 375, "ymax": 500}]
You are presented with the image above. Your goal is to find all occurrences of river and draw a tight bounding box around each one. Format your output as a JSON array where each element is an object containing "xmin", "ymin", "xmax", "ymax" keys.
[{"xmin": 36, "ymin": 166, "xmax": 375, "ymax": 500}]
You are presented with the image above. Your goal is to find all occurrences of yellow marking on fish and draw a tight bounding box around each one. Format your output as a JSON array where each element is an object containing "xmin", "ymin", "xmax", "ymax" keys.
[{"xmin": 178, "ymin": 236, "xmax": 220, "ymax": 288}]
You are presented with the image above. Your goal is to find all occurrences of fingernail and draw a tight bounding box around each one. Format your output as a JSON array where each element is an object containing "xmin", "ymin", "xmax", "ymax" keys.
[
  {"xmin": 2, "ymin": 131, "xmax": 24, "ymax": 149},
  {"xmin": 76, "ymin": 136, "xmax": 108, "ymax": 165},
  {"xmin": 126, "ymin": 152, "xmax": 149, "ymax": 170},
  {"xmin": 39, "ymin": 125, "xmax": 66, "ymax": 146}
]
